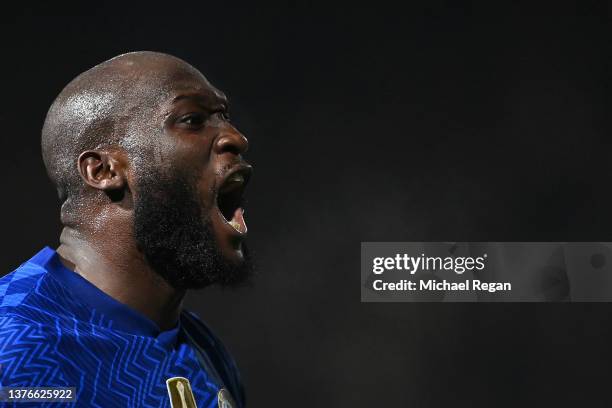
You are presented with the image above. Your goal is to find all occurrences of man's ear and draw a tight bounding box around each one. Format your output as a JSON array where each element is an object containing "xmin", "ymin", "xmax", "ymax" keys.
[{"xmin": 77, "ymin": 149, "xmax": 127, "ymax": 193}]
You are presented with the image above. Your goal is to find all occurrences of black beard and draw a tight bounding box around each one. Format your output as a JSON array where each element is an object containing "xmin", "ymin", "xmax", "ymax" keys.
[{"xmin": 133, "ymin": 168, "xmax": 253, "ymax": 290}]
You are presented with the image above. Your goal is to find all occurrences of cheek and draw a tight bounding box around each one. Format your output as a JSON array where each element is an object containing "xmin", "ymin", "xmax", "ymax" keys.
[{"xmin": 196, "ymin": 174, "xmax": 218, "ymax": 211}]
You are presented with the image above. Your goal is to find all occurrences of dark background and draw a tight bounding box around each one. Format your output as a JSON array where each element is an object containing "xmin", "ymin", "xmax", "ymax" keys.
[{"xmin": 1, "ymin": 2, "xmax": 610, "ymax": 406}]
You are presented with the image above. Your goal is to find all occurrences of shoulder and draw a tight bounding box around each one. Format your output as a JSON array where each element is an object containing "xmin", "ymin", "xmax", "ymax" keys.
[
  {"xmin": 0, "ymin": 248, "xmax": 80, "ymax": 330},
  {"xmin": 181, "ymin": 310, "xmax": 246, "ymax": 407},
  {"xmin": 0, "ymin": 250, "xmax": 78, "ymax": 387},
  {"xmin": 0, "ymin": 313, "xmax": 71, "ymax": 387},
  {"xmin": 0, "ymin": 257, "xmax": 49, "ymax": 318}
]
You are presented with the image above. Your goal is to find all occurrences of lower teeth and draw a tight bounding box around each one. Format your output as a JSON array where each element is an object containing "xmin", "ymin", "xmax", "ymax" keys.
[{"xmin": 229, "ymin": 220, "xmax": 241, "ymax": 231}]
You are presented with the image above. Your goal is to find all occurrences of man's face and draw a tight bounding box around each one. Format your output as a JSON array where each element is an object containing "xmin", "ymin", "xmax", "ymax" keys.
[{"xmin": 129, "ymin": 61, "xmax": 253, "ymax": 289}]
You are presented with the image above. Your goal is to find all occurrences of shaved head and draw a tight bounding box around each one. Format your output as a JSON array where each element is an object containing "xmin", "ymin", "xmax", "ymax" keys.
[{"xmin": 41, "ymin": 51, "xmax": 214, "ymax": 217}]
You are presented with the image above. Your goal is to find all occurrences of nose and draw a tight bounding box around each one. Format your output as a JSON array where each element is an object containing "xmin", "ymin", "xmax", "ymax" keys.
[{"xmin": 214, "ymin": 125, "xmax": 249, "ymax": 156}]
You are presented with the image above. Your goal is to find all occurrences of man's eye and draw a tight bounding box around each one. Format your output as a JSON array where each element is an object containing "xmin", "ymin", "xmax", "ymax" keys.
[{"xmin": 178, "ymin": 113, "xmax": 206, "ymax": 127}]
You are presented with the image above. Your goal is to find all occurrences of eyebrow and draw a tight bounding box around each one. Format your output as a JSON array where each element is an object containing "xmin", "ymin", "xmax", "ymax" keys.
[{"xmin": 171, "ymin": 92, "xmax": 229, "ymax": 109}]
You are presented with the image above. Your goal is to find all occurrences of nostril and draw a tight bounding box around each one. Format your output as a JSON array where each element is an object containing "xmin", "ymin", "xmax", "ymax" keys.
[
  {"xmin": 216, "ymin": 136, "xmax": 242, "ymax": 155},
  {"xmin": 215, "ymin": 132, "xmax": 249, "ymax": 155}
]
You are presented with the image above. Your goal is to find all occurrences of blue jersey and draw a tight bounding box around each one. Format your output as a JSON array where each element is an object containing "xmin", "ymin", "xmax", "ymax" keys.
[{"xmin": 0, "ymin": 247, "xmax": 244, "ymax": 407}]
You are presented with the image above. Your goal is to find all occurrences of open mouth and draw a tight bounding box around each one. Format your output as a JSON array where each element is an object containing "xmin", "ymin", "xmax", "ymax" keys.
[{"xmin": 217, "ymin": 166, "xmax": 252, "ymax": 235}]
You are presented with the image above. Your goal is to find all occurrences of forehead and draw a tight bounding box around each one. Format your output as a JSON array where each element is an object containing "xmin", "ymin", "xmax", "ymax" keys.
[{"xmin": 135, "ymin": 61, "xmax": 228, "ymax": 112}]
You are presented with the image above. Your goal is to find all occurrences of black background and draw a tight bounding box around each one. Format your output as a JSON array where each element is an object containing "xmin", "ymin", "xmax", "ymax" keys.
[{"xmin": 1, "ymin": 3, "xmax": 610, "ymax": 406}]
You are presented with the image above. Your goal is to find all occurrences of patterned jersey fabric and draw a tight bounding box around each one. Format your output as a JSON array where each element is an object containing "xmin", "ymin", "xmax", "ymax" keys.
[{"xmin": 0, "ymin": 247, "xmax": 244, "ymax": 407}]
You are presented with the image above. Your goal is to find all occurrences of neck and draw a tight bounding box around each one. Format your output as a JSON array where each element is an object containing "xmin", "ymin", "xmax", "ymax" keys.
[{"xmin": 56, "ymin": 226, "xmax": 185, "ymax": 331}]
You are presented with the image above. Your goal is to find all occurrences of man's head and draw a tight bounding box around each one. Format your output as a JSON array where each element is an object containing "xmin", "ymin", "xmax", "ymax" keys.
[{"xmin": 41, "ymin": 51, "xmax": 253, "ymax": 289}]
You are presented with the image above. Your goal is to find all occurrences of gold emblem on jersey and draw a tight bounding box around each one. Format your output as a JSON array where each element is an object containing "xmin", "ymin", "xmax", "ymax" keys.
[
  {"xmin": 166, "ymin": 377, "xmax": 197, "ymax": 408},
  {"xmin": 217, "ymin": 388, "xmax": 237, "ymax": 408}
]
